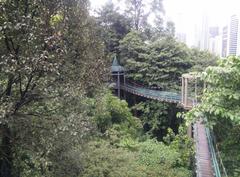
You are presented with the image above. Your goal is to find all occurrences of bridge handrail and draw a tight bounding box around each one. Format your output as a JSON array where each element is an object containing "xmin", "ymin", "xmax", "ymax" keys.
[
  {"xmin": 205, "ymin": 127, "xmax": 224, "ymax": 177},
  {"xmin": 209, "ymin": 130, "xmax": 229, "ymax": 177},
  {"xmin": 123, "ymin": 84, "xmax": 180, "ymax": 96},
  {"xmin": 125, "ymin": 79, "xmax": 164, "ymax": 90},
  {"xmin": 121, "ymin": 84, "xmax": 181, "ymax": 102},
  {"xmin": 193, "ymin": 123, "xmax": 200, "ymax": 176}
]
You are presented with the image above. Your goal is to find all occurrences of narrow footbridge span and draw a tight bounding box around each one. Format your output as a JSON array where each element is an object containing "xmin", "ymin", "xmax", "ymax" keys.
[
  {"xmin": 195, "ymin": 122, "xmax": 215, "ymax": 177},
  {"xmin": 120, "ymin": 83, "xmax": 181, "ymax": 103},
  {"xmin": 111, "ymin": 57, "xmax": 223, "ymax": 177}
]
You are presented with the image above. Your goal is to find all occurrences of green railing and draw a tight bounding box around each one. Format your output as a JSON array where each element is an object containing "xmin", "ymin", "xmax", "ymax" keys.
[
  {"xmin": 206, "ymin": 128, "xmax": 228, "ymax": 177},
  {"xmin": 121, "ymin": 84, "xmax": 181, "ymax": 103},
  {"xmin": 206, "ymin": 127, "xmax": 221, "ymax": 177}
]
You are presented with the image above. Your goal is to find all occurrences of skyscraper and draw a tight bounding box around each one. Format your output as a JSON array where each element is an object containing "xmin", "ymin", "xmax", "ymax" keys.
[
  {"xmin": 222, "ymin": 26, "xmax": 228, "ymax": 57},
  {"xmin": 208, "ymin": 26, "xmax": 222, "ymax": 56},
  {"xmin": 200, "ymin": 15, "xmax": 209, "ymax": 50},
  {"xmin": 193, "ymin": 15, "xmax": 209, "ymax": 50},
  {"xmin": 227, "ymin": 15, "xmax": 239, "ymax": 56},
  {"xmin": 209, "ymin": 27, "xmax": 219, "ymax": 38}
]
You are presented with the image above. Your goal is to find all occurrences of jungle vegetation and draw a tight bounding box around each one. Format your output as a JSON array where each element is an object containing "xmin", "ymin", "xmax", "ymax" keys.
[{"xmin": 1, "ymin": 1, "xmax": 237, "ymax": 177}]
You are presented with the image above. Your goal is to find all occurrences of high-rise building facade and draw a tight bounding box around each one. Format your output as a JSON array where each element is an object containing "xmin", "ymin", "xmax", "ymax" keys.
[
  {"xmin": 192, "ymin": 16, "xmax": 209, "ymax": 50},
  {"xmin": 209, "ymin": 35, "xmax": 222, "ymax": 56},
  {"xmin": 209, "ymin": 27, "xmax": 219, "ymax": 38},
  {"xmin": 200, "ymin": 16, "xmax": 209, "ymax": 50},
  {"xmin": 208, "ymin": 26, "xmax": 222, "ymax": 56},
  {"xmin": 192, "ymin": 14, "xmax": 240, "ymax": 57},
  {"xmin": 227, "ymin": 15, "xmax": 239, "ymax": 56},
  {"xmin": 222, "ymin": 26, "xmax": 228, "ymax": 57}
]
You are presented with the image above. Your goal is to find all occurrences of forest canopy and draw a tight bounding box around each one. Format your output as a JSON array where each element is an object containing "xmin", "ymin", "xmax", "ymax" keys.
[{"xmin": 1, "ymin": 0, "xmax": 235, "ymax": 177}]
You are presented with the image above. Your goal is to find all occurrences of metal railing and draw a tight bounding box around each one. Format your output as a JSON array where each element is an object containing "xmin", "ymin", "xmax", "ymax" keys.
[
  {"xmin": 206, "ymin": 127, "xmax": 221, "ymax": 177},
  {"xmin": 208, "ymin": 129, "xmax": 228, "ymax": 177},
  {"xmin": 121, "ymin": 83, "xmax": 181, "ymax": 103}
]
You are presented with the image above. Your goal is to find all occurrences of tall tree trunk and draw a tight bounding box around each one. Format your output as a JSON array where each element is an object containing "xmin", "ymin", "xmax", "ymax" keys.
[
  {"xmin": 0, "ymin": 124, "xmax": 13, "ymax": 177},
  {"xmin": 0, "ymin": 76, "xmax": 14, "ymax": 177}
]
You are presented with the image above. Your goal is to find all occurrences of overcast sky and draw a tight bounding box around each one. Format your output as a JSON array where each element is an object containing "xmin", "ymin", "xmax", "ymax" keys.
[{"xmin": 90, "ymin": 0, "xmax": 240, "ymax": 45}]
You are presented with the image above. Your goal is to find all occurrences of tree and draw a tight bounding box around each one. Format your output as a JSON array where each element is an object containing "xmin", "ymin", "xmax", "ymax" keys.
[
  {"xmin": 124, "ymin": 0, "xmax": 164, "ymax": 31},
  {"xmin": 119, "ymin": 34, "xmax": 192, "ymax": 90},
  {"xmin": 165, "ymin": 21, "xmax": 175, "ymax": 37},
  {"xmin": 146, "ymin": 37, "xmax": 191, "ymax": 89},
  {"xmin": 134, "ymin": 101, "xmax": 184, "ymax": 140},
  {"xmin": 94, "ymin": 92, "xmax": 140, "ymax": 134},
  {"xmin": 119, "ymin": 30, "xmax": 149, "ymax": 77},
  {"xmin": 81, "ymin": 139, "xmax": 192, "ymax": 177},
  {"xmin": 96, "ymin": 1, "xmax": 131, "ymax": 55},
  {"xmin": 0, "ymin": 0, "xmax": 106, "ymax": 176},
  {"xmin": 152, "ymin": 0, "xmax": 165, "ymax": 33},
  {"xmin": 80, "ymin": 93, "xmax": 193, "ymax": 177},
  {"xmin": 186, "ymin": 56, "xmax": 240, "ymax": 125},
  {"xmin": 185, "ymin": 56, "xmax": 240, "ymax": 177},
  {"xmin": 189, "ymin": 48, "xmax": 217, "ymax": 72}
]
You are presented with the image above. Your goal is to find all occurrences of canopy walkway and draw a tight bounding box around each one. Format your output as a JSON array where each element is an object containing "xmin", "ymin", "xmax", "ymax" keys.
[
  {"xmin": 111, "ymin": 57, "xmax": 225, "ymax": 177},
  {"xmin": 121, "ymin": 83, "xmax": 181, "ymax": 103},
  {"xmin": 195, "ymin": 122, "xmax": 215, "ymax": 177},
  {"xmin": 111, "ymin": 80, "xmax": 194, "ymax": 108}
]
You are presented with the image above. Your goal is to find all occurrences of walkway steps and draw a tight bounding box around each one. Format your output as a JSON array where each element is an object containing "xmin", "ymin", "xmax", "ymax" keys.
[{"xmin": 194, "ymin": 121, "xmax": 214, "ymax": 177}]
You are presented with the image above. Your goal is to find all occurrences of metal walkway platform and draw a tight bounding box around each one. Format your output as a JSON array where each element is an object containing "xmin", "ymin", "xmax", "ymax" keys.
[
  {"xmin": 120, "ymin": 83, "xmax": 181, "ymax": 103},
  {"xmin": 194, "ymin": 121, "xmax": 214, "ymax": 177}
]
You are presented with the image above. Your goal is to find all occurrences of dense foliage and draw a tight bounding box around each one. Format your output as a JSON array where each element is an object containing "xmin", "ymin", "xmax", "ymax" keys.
[
  {"xmin": 81, "ymin": 139, "xmax": 193, "ymax": 177},
  {"xmin": 133, "ymin": 100, "xmax": 184, "ymax": 140},
  {"xmin": 119, "ymin": 32, "xmax": 218, "ymax": 90},
  {"xmin": 81, "ymin": 93, "xmax": 194, "ymax": 177},
  {"xmin": 186, "ymin": 56, "xmax": 240, "ymax": 176},
  {"xmin": 189, "ymin": 48, "xmax": 218, "ymax": 72},
  {"xmin": 0, "ymin": 0, "xmax": 220, "ymax": 176},
  {"xmin": 186, "ymin": 56, "xmax": 240, "ymax": 124},
  {"xmin": 96, "ymin": 1, "xmax": 131, "ymax": 55},
  {"xmin": 0, "ymin": 0, "xmax": 106, "ymax": 176},
  {"xmin": 119, "ymin": 31, "xmax": 192, "ymax": 90}
]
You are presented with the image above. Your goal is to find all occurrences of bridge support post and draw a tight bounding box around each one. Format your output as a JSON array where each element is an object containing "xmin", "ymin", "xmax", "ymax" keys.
[
  {"xmin": 187, "ymin": 124, "xmax": 193, "ymax": 138},
  {"xmin": 195, "ymin": 78, "xmax": 198, "ymax": 104},
  {"xmin": 181, "ymin": 73, "xmax": 200, "ymax": 109},
  {"xmin": 123, "ymin": 74, "xmax": 126, "ymax": 99},
  {"xmin": 184, "ymin": 78, "xmax": 188, "ymax": 106},
  {"xmin": 181, "ymin": 77, "xmax": 184, "ymax": 104},
  {"xmin": 117, "ymin": 72, "xmax": 120, "ymax": 98}
]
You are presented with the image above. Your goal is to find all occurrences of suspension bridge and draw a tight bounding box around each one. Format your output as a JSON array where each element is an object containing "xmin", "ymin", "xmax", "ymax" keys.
[{"xmin": 111, "ymin": 57, "xmax": 225, "ymax": 177}]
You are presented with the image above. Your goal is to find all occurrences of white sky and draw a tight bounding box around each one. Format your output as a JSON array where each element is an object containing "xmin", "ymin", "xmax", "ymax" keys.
[{"xmin": 90, "ymin": 0, "xmax": 240, "ymax": 45}]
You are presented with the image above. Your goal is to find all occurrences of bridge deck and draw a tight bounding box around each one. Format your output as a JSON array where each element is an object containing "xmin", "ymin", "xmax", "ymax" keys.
[
  {"xmin": 194, "ymin": 121, "xmax": 214, "ymax": 177},
  {"xmin": 121, "ymin": 84, "xmax": 181, "ymax": 103}
]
